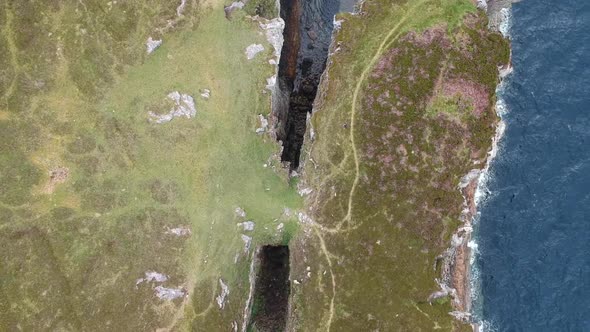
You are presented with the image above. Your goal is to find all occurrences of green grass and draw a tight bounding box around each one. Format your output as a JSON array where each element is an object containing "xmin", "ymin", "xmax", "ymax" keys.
[
  {"xmin": 427, "ymin": 95, "xmax": 463, "ymax": 117},
  {"xmin": 0, "ymin": 1, "xmax": 301, "ymax": 330}
]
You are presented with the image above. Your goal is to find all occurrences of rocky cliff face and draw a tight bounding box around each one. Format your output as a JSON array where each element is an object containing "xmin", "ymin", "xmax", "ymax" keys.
[{"xmin": 274, "ymin": 0, "xmax": 341, "ymax": 169}]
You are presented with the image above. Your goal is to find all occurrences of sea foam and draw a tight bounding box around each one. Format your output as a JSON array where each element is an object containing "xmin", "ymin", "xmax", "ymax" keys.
[{"xmin": 469, "ymin": 3, "xmax": 513, "ymax": 328}]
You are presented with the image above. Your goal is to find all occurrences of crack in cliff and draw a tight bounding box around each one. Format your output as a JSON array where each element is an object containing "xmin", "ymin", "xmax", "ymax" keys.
[
  {"xmin": 275, "ymin": 0, "xmax": 340, "ymax": 170},
  {"xmin": 246, "ymin": 246, "xmax": 291, "ymax": 332}
]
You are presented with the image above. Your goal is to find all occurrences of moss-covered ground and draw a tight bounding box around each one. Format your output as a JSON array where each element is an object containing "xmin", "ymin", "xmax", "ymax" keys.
[
  {"xmin": 292, "ymin": 0, "xmax": 509, "ymax": 331},
  {"xmin": 0, "ymin": 1, "xmax": 300, "ymax": 330}
]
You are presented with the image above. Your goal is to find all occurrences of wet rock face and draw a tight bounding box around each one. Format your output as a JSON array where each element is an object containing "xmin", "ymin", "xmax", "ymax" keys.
[{"xmin": 276, "ymin": 0, "xmax": 340, "ymax": 169}]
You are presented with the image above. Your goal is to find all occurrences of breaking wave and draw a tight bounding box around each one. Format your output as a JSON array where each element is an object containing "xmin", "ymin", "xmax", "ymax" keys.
[{"xmin": 469, "ymin": 5, "xmax": 513, "ymax": 328}]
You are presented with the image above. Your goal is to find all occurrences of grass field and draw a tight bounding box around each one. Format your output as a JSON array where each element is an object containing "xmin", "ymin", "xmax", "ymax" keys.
[{"xmin": 0, "ymin": 1, "xmax": 300, "ymax": 330}]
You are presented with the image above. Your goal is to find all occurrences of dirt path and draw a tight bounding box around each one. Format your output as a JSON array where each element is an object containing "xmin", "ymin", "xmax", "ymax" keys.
[
  {"xmin": 343, "ymin": 0, "xmax": 429, "ymax": 230},
  {"xmin": 312, "ymin": 2, "xmax": 431, "ymax": 330}
]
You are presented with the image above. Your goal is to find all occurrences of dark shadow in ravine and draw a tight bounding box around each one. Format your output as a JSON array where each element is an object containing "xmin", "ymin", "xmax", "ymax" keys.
[
  {"xmin": 275, "ymin": 0, "xmax": 342, "ymax": 169},
  {"xmin": 247, "ymin": 245, "xmax": 290, "ymax": 332}
]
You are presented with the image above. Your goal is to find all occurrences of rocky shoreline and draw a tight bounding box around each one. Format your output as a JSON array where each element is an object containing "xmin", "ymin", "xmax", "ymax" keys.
[
  {"xmin": 288, "ymin": 0, "xmax": 512, "ymax": 329},
  {"xmin": 446, "ymin": 0, "xmax": 515, "ymax": 327}
]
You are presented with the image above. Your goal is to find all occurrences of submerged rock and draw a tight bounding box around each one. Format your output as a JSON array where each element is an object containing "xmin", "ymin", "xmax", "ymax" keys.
[{"xmin": 148, "ymin": 91, "xmax": 196, "ymax": 124}]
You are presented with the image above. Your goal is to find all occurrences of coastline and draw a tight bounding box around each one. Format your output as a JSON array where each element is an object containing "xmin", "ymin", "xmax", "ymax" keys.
[
  {"xmin": 291, "ymin": 0, "xmax": 513, "ymax": 329},
  {"xmin": 448, "ymin": 0, "xmax": 514, "ymax": 328}
]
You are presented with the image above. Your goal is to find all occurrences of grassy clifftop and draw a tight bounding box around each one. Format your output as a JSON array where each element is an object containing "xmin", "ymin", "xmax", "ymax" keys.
[
  {"xmin": 292, "ymin": 0, "xmax": 509, "ymax": 330},
  {"xmin": 0, "ymin": 1, "xmax": 300, "ymax": 330}
]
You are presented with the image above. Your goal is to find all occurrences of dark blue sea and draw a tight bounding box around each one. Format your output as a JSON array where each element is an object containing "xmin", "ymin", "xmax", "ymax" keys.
[{"xmin": 474, "ymin": 0, "xmax": 590, "ymax": 331}]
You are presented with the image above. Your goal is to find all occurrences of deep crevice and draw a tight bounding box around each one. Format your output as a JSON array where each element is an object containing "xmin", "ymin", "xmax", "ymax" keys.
[
  {"xmin": 275, "ymin": 0, "xmax": 341, "ymax": 170},
  {"xmin": 247, "ymin": 245, "xmax": 290, "ymax": 332}
]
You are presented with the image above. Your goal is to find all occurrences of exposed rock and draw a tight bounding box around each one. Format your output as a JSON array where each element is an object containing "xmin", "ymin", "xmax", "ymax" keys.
[
  {"xmin": 266, "ymin": 75, "xmax": 276, "ymax": 91},
  {"xmin": 499, "ymin": 63, "xmax": 513, "ymax": 78},
  {"xmin": 297, "ymin": 212, "xmax": 313, "ymax": 225},
  {"xmin": 256, "ymin": 114, "xmax": 269, "ymax": 134},
  {"xmin": 245, "ymin": 44, "xmax": 265, "ymax": 60},
  {"xmin": 451, "ymin": 233, "xmax": 464, "ymax": 247},
  {"xmin": 427, "ymin": 281, "xmax": 457, "ymax": 304},
  {"xmin": 136, "ymin": 271, "xmax": 168, "ymax": 286},
  {"xmin": 487, "ymin": 1, "xmax": 514, "ymax": 35},
  {"xmin": 216, "ymin": 279, "xmax": 230, "ymax": 308},
  {"xmin": 237, "ymin": 221, "xmax": 255, "ymax": 231},
  {"xmin": 428, "ymin": 289, "xmax": 448, "ymax": 302},
  {"xmin": 235, "ymin": 207, "xmax": 247, "ymax": 218},
  {"xmin": 146, "ymin": 37, "xmax": 162, "ymax": 54},
  {"xmin": 165, "ymin": 226, "xmax": 192, "ymax": 236},
  {"xmin": 476, "ymin": 0, "xmax": 488, "ymax": 11},
  {"xmin": 148, "ymin": 91, "xmax": 196, "ymax": 124},
  {"xmin": 459, "ymin": 169, "xmax": 481, "ymax": 189},
  {"xmin": 224, "ymin": 1, "xmax": 244, "ymax": 18},
  {"xmin": 298, "ymin": 187, "xmax": 313, "ymax": 196},
  {"xmin": 282, "ymin": 208, "xmax": 295, "ymax": 219},
  {"xmin": 200, "ymin": 88, "xmax": 211, "ymax": 99},
  {"xmin": 241, "ymin": 234, "xmax": 252, "ymax": 252},
  {"xmin": 176, "ymin": 0, "xmax": 187, "ymax": 16},
  {"xmin": 259, "ymin": 18, "xmax": 285, "ymax": 60},
  {"xmin": 449, "ymin": 311, "xmax": 471, "ymax": 322},
  {"xmin": 155, "ymin": 285, "xmax": 186, "ymax": 300}
]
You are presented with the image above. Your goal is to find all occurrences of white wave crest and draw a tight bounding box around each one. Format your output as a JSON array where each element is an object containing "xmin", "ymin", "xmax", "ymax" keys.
[
  {"xmin": 469, "ymin": 8, "xmax": 513, "ymax": 324},
  {"xmin": 478, "ymin": 319, "xmax": 499, "ymax": 332},
  {"xmin": 499, "ymin": 7, "xmax": 513, "ymax": 38}
]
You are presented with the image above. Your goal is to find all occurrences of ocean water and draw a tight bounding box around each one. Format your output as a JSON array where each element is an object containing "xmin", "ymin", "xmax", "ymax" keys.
[{"xmin": 474, "ymin": 0, "xmax": 590, "ymax": 331}]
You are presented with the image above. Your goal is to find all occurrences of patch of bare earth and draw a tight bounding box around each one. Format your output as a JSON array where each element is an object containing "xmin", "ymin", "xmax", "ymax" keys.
[{"xmin": 44, "ymin": 166, "xmax": 69, "ymax": 194}]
